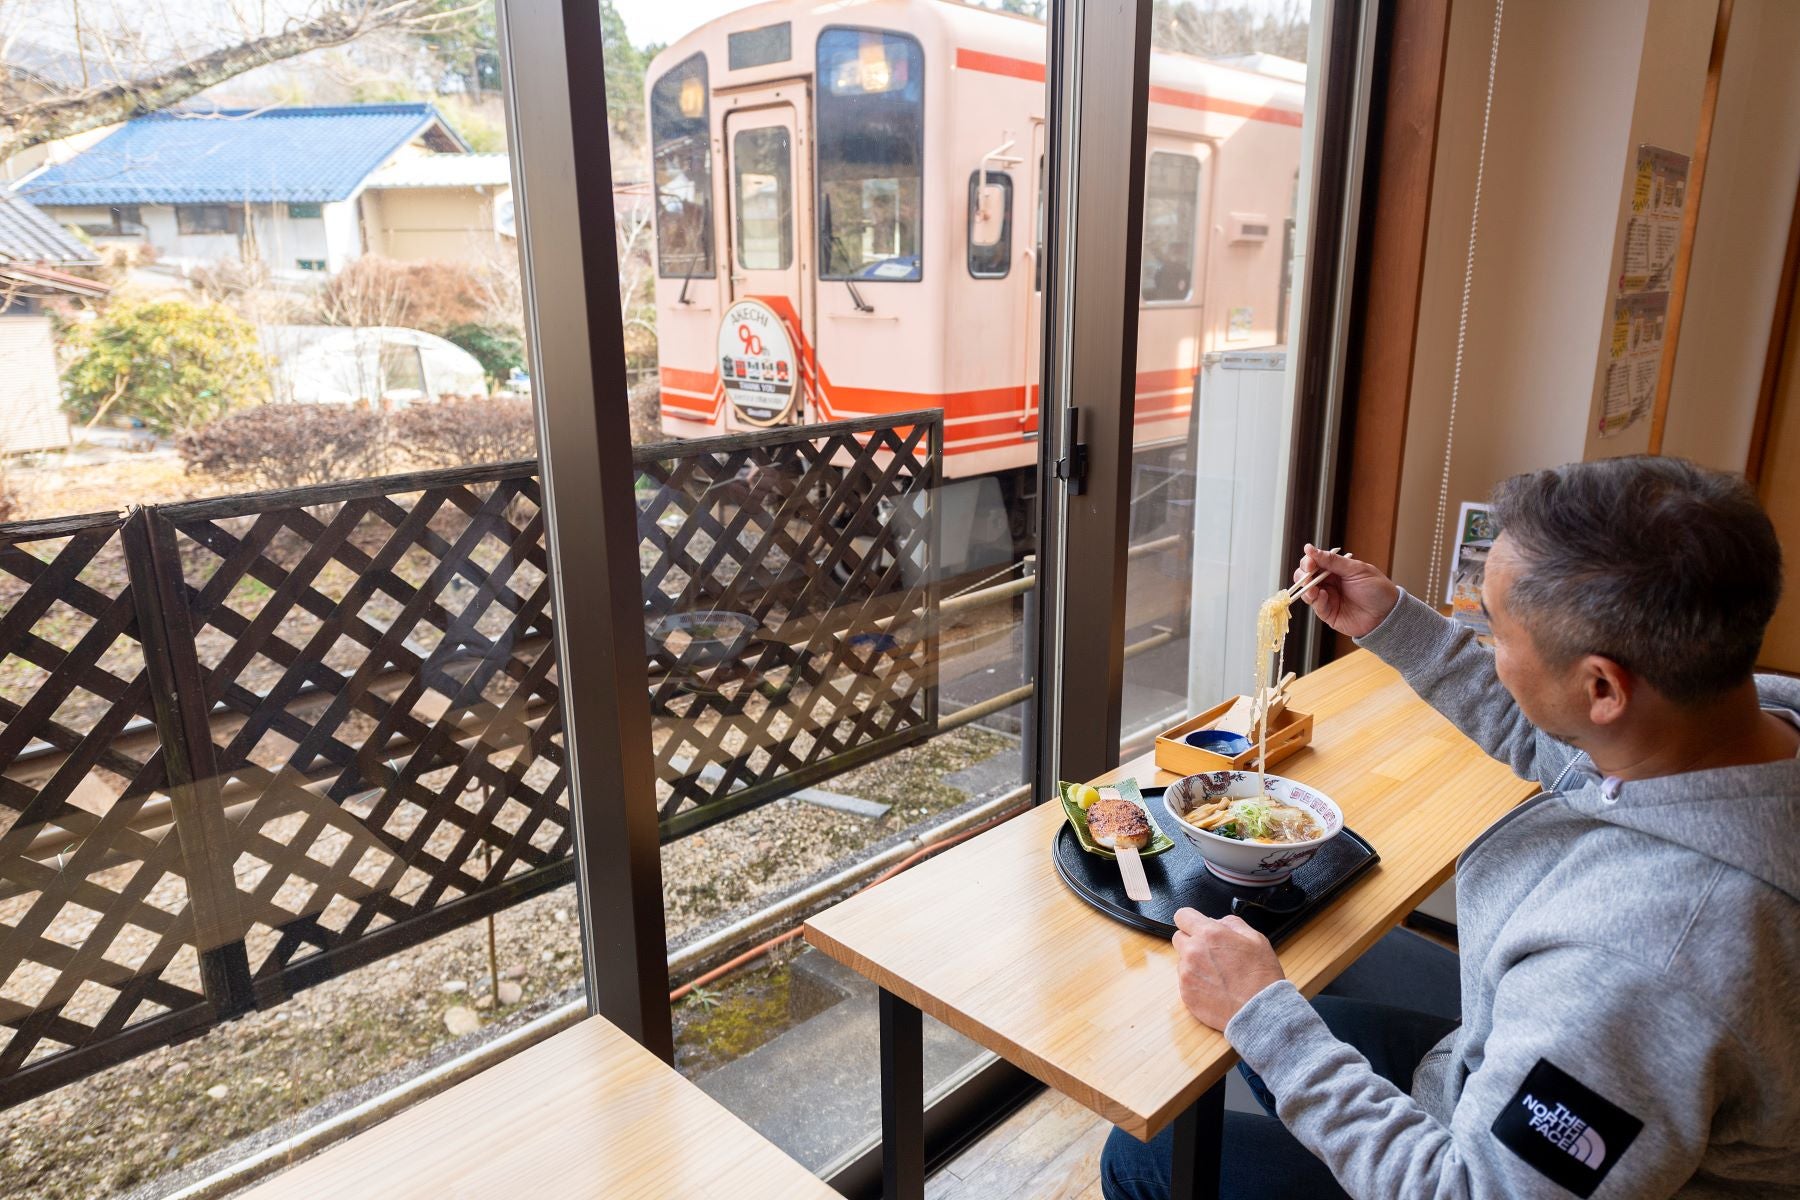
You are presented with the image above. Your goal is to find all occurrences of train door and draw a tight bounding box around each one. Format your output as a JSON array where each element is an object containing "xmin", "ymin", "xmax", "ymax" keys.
[
  {"xmin": 722, "ymin": 93, "xmax": 813, "ymax": 425},
  {"xmin": 1135, "ymin": 132, "xmax": 1213, "ymax": 443},
  {"xmin": 1022, "ymin": 121, "xmax": 1046, "ymax": 435}
]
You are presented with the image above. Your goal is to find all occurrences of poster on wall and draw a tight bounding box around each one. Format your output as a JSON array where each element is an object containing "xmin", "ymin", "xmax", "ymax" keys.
[
  {"xmin": 1621, "ymin": 211, "xmax": 1681, "ymax": 292},
  {"xmin": 1632, "ymin": 145, "xmax": 1690, "ymax": 218},
  {"xmin": 1599, "ymin": 290, "xmax": 1668, "ymax": 438},
  {"xmin": 1598, "ymin": 145, "xmax": 1689, "ymax": 439},
  {"xmin": 1443, "ymin": 502, "xmax": 1498, "ymax": 634}
]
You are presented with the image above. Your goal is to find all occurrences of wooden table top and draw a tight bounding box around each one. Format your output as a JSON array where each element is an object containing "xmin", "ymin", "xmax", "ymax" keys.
[
  {"xmin": 804, "ymin": 649, "xmax": 1539, "ymax": 1140},
  {"xmin": 238, "ymin": 1016, "xmax": 838, "ymax": 1200}
]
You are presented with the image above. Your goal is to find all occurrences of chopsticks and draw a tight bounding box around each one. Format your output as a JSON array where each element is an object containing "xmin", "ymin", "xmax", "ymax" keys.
[{"xmin": 1286, "ymin": 547, "xmax": 1349, "ymax": 601}]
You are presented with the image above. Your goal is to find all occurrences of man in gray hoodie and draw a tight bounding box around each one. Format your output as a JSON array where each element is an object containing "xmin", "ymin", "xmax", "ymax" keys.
[{"xmin": 1101, "ymin": 455, "xmax": 1799, "ymax": 1198}]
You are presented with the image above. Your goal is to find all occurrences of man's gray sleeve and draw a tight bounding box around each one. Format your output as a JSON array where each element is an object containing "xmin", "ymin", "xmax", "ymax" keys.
[
  {"xmin": 1227, "ymin": 945, "xmax": 1731, "ymax": 1199},
  {"xmin": 1354, "ymin": 590, "xmax": 1573, "ymax": 790}
]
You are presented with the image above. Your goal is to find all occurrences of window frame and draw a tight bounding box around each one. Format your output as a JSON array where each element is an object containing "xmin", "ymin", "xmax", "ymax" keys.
[
  {"xmin": 813, "ymin": 25, "xmax": 927, "ymax": 284},
  {"xmin": 966, "ymin": 169, "xmax": 1014, "ymax": 280},
  {"xmin": 489, "ymin": 0, "xmax": 1384, "ymax": 1174},
  {"xmin": 288, "ymin": 202, "xmax": 324, "ymax": 220},
  {"xmin": 649, "ymin": 51, "xmax": 716, "ymax": 281}
]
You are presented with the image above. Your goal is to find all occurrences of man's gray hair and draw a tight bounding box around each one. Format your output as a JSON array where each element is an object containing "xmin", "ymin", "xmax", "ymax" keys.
[{"xmin": 1491, "ymin": 456, "xmax": 1782, "ymax": 704}]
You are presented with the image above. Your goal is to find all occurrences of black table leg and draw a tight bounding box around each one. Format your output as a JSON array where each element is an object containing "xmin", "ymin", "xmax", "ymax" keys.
[
  {"xmin": 1169, "ymin": 1078, "xmax": 1226, "ymax": 1200},
  {"xmin": 879, "ymin": 987, "xmax": 924, "ymax": 1200}
]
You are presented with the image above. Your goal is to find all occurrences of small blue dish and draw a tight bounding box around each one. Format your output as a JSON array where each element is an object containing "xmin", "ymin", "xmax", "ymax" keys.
[{"xmin": 1184, "ymin": 729, "xmax": 1252, "ymax": 756}]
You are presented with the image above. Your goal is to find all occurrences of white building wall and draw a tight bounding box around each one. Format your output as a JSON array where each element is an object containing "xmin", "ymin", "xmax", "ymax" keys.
[
  {"xmin": 323, "ymin": 197, "xmax": 364, "ymax": 272},
  {"xmin": 0, "ymin": 314, "xmax": 73, "ymax": 454},
  {"xmin": 151, "ymin": 205, "xmax": 242, "ymax": 267},
  {"xmin": 249, "ymin": 204, "xmax": 337, "ymax": 279}
]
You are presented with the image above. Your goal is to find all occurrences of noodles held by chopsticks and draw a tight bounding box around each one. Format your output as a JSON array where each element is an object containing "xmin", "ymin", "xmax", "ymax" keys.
[{"xmin": 1253, "ymin": 590, "xmax": 1292, "ymax": 792}]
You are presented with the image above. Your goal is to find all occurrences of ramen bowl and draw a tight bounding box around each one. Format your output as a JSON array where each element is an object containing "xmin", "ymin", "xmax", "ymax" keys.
[{"xmin": 1161, "ymin": 772, "xmax": 1343, "ymax": 887}]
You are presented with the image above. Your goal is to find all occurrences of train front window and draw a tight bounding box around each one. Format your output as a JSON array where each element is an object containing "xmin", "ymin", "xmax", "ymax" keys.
[
  {"xmin": 816, "ymin": 29, "xmax": 924, "ymax": 281},
  {"xmin": 1141, "ymin": 151, "xmax": 1200, "ymax": 302},
  {"xmin": 733, "ymin": 127, "xmax": 794, "ymax": 270},
  {"xmin": 651, "ymin": 53, "xmax": 713, "ymax": 279}
]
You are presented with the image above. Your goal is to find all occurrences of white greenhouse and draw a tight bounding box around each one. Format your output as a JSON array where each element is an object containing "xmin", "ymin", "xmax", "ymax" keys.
[{"xmin": 261, "ymin": 325, "xmax": 488, "ymax": 406}]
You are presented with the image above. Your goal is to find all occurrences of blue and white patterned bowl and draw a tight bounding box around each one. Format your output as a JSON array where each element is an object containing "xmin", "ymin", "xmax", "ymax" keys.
[{"xmin": 1161, "ymin": 772, "xmax": 1344, "ymax": 887}]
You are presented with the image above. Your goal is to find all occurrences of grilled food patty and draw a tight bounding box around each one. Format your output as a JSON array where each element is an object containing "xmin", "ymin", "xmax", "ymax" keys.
[{"xmin": 1087, "ymin": 797, "xmax": 1150, "ymax": 847}]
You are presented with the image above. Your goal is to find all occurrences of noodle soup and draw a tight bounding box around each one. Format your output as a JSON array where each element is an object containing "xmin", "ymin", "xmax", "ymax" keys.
[{"xmin": 1162, "ymin": 772, "xmax": 1343, "ymax": 886}]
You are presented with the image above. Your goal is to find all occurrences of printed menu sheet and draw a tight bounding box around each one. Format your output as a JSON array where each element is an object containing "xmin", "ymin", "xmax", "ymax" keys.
[
  {"xmin": 1599, "ymin": 146, "xmax": 1689, "ymax": 438},
  {"xmin": 1600, "ymin": 291, "xmax": 1668, "ymax": 438}
]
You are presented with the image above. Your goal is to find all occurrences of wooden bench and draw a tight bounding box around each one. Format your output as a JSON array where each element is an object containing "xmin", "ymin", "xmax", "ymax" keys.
[{"xmin": 240, "ymin": 1016, "xmax": 839, "ymax": 1199}]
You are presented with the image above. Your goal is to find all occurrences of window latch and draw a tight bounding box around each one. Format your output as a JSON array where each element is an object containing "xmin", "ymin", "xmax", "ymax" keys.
[{"xmin": 1055, "ymin": 407, "xmax": 1088, "ymax": 495}]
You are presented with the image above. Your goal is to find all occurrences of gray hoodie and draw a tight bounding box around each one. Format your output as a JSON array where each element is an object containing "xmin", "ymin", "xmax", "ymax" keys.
[{"xmin": 1225, "ymin": 591, "xmax": 1800, "ymax": 1198}]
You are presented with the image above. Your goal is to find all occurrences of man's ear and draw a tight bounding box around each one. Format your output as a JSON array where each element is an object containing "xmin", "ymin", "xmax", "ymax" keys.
[{"xmin": 1581, "ymin": 654, "xmax": 1633, "ymax": 726}]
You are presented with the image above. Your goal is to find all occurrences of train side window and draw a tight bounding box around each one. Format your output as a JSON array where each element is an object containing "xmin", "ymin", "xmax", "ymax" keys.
[
  {"xmin": 650, "ymin": 53, "xmax": 714, "ymax": 280},
  {"xmin": 816, "ymin": 28, "xmax": 924, "ymax": 282},
  {"xmin": 1141, "ymin": 151, "xmax": 1200, "ymax": 303},
  {"xmin": 967, "ymin": 171, "xmax": 1012, "ymax": 279},
  {"xmin": 734, "ymin": 127, "xmax": 794, "ymax": 270}
]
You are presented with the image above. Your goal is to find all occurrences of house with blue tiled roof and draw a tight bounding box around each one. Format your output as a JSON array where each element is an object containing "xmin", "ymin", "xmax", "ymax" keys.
[{"xmin": 18, "ymin": 105, "xmax": 514, "ymax": 279}]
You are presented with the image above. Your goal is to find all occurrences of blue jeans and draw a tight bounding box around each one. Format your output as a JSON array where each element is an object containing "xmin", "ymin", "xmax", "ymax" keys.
[{"xmin": 1099, "ymin": 928, "xmax": 1461, "ymax": 1200}]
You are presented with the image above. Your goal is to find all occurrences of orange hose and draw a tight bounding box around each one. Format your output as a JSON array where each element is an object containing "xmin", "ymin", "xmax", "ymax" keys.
[{"xmin": 667, "ymin": 801, "xmax": 1029, "ymax": 1004}]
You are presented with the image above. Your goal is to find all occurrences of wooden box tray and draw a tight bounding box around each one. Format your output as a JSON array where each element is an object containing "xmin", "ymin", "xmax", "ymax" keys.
[{"xmin": 1153, "ymin": 698, "xmax": 1314, "ymax": 777}]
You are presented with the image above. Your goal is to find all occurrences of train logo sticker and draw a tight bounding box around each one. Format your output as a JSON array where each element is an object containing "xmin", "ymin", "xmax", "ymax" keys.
[{"xmin": 718, "ymin": 300, "xmax": 798, "ymax": 426}]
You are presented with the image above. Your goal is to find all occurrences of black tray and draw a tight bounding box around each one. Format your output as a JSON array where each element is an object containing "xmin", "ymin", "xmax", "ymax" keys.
[{"xmin": 1053, "ymin": 788, "xmax": 1380, "ymax": 943}]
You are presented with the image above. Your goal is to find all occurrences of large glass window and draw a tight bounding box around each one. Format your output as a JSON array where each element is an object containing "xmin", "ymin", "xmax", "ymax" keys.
[
  {"xmin": 651, "ymin": 52, "xmax": 714, "ymax": 278},
  {"xmin": 1140, "ymin": 151, "xmax": 1200, "ymax": 302},
  {"xmin": 733, "ymin": 126, "xmax": 794, "ymax": 270},
  {"xmin": 1121, "ymin": 11, "xmax": 1312, "ymax": 756},
  {"xmin": 816, "ymin": 29, "xmax": 924, "ymax": 281}
]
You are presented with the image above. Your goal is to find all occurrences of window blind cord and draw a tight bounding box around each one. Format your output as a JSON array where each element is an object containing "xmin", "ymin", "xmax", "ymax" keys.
[{"xmin": 1427, "ymin": 0, "xmax": 1505, "ymax": 603}]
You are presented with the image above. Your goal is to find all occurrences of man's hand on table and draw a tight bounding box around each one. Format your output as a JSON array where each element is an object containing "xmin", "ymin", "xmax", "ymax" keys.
[{"xmin": 1171, "ymin": 908, "xmax": 1286, "ymax": 1030}]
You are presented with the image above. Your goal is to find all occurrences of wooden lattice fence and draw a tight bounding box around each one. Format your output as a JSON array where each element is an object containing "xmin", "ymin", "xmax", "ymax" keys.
[{"xmin": 0, "ymin": 412, "xmax": 939, "ymax": 1105}]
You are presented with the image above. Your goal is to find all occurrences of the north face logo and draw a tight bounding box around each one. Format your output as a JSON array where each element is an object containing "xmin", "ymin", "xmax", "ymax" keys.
[
  {"xmin": 1493, "ymin": 1060, "xmax": 1643, "ymax": 1197},
  {"xmin": 1520, "ymin": 1093, "xmax": 1606, "ymax": 1168}
]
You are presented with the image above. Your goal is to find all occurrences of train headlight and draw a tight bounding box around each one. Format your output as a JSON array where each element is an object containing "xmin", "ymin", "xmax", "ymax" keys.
[{"xmin": 678, "ymin": 75, "xmax": 705, "ymax": 119}]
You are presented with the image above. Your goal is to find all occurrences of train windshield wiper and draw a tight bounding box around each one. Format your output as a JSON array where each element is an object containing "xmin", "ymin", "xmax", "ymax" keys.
[
  {"xmin": 829, "ymin": 237, "xmax": 875, "ymax": 313},
  {"xmin": 677, "ymin": 253, "xmax": 699, "ymax": 306}
]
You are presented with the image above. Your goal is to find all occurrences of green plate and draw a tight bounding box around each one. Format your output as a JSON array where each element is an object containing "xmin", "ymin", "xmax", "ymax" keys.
[{"xmin": 1058, "ymin": 778, "xmax": 1175, "ymax": 859}]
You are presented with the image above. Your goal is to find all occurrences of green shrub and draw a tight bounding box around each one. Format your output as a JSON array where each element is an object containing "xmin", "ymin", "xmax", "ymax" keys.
[
  {"xmin": 443, "ymin": 322, "xmax": 525, "ymax": 386},
  {"xmin": 61, "ymin": 297, "xmax": 267, "ymax": 434}
]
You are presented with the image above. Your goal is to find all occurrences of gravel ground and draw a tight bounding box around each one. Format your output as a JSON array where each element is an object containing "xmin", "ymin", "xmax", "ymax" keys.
[{"xmin": 0, "ymin": 724, "xmax": 1016, "ymax": 1200}]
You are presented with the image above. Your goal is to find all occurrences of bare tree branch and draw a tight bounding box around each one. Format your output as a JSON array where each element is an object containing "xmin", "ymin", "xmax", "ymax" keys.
[{"xmin": 0, "ymin": 1, "xmax": 464, "ymax": 160}]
